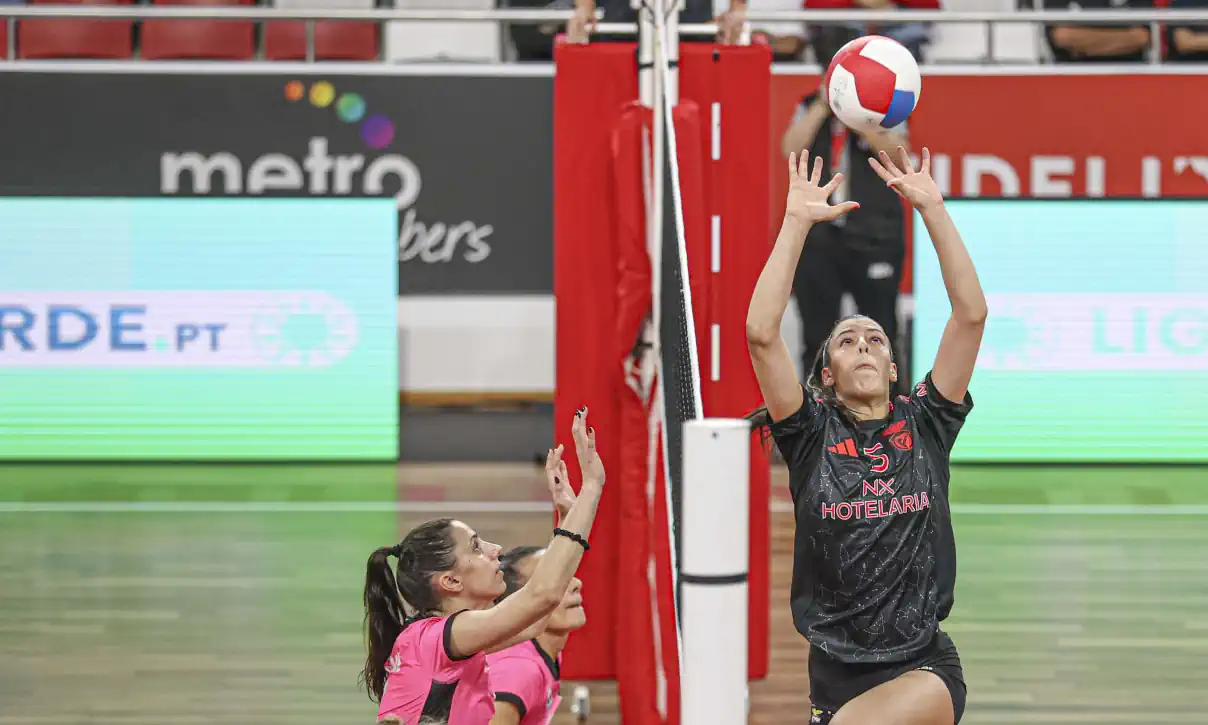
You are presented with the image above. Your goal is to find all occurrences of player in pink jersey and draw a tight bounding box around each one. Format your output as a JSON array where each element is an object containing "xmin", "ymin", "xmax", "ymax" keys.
[
  {"xmin": 487, "ymin": 542, "xmax": 587, "ymax": 725},
  {"xmin": 361, "ymin": 408, "xmax": 605, "ymax": 725}
]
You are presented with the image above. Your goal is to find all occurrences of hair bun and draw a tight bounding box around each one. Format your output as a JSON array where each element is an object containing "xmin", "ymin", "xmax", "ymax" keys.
[{"xmin": 387, "ymin": 543, "xmax": 403, "ymax": 558}]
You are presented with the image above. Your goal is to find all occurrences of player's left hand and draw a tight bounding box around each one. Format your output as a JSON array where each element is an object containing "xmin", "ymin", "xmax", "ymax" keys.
[
  {"xmin": 715, "ymin": 5, "xmax": 747, "ymax": 44},
  {"xmin": 571, "ymin": 407, "xmax": 606, "ymax": 488},
  {"xmin": 869, "ymin": 146, "xmax": 944, "ymax": 211},
  {"xmin": 544, "ymin": 443, "xmax": 576, "ymax": 523},
  {"xmin": 566, "ymin": 5, "xmax": 595, "ymax": 43}
]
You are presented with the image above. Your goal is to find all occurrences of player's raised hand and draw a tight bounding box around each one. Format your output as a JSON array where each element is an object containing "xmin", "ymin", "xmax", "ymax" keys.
[
  {"xmin": 784, "ymin": 152, "xmax": 859, "ymax": 226},
  {"xmin": 566, "ymin": 3, "xmax": 595, "ymax": 43},
  {"xmin": 544, "ymin": 443, "xmax": 576, "ymax": 523},
  {"xmin": 570, "ymin": 407, "xmax": 605, "ymax": 488},
  {"xmin": 870, "ymin": 146, "xmax": 943, "ymax": 211},
  {"xmin": 715, "ymin": 3, "xmax": 747, "ymax": 44}
]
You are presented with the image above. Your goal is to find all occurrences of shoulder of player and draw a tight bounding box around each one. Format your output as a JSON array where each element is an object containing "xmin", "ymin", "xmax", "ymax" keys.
[
  {"xmin": 487, "ymin": 643, "xmax": 543, "ymax": 668},
  {"xmin": 487, "ymin": 642, "xmax": 532, "ymax": 661},
  {"xmin": 768, "ymin": 391, "xmax": 826, "ymax": 434},
  {"xmin": 395, "ymin": 614, "xmax": 459, "ymax": 653},
  {"xmin": 487, "ymin": 650, "xmax": 545, "ymax": 688}
]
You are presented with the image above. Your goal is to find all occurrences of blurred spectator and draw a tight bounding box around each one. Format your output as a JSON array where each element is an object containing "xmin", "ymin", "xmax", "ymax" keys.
[
  {"xmin": 572, "ymin": 0, "xmax": 748, "ymax": 43},
  {"xmin": 717, "ymin": 0, "xmax": 809, "ymax": 60},
  {"xmin": 503, "ymin": 0, "xmax": 571, "ymax": 61},
  {"xmin": 1168, "ymin": 0, "xmax": 1208, "ymax": 60},
  {"xmin": 719, "ymin": 0, "xmax": 933, "ymax": 63},
  {"xmin": 1043, "ymin": 0, "xmax": 1153, "ymax": 62},
  {"xmin": 801, "ymin": 0, "xmax": 938, "ymax": 62}
]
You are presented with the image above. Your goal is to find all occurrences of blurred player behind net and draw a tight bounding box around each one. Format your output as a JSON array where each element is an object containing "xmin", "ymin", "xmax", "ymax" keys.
[
  {"xmin": 745, "ymin": 148, "xmax": 987, "ymax": 725},
  {"xmin": 362, "ymin": 409, "xmax": 605, "ymax": 725},
  {"xmin": 487, "ymin": 544, "xmax": 585, "ymax": 725}
]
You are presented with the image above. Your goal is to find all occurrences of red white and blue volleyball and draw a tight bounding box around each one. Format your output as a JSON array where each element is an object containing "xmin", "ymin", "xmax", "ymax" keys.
[{"xmin": 825, "ymin": 35, "xmax": 922, "ymax": 133}]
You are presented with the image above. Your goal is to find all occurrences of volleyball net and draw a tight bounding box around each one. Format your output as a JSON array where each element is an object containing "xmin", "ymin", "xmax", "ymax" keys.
[{"xmin": 553, "ymin": 4, "xmax": 773, "ymax": 723}]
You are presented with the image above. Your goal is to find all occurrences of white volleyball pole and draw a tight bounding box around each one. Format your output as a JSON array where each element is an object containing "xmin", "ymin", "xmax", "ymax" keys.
[{"xmin": 681, "ymin": 418, "xmax": 750, "ymax": 724}]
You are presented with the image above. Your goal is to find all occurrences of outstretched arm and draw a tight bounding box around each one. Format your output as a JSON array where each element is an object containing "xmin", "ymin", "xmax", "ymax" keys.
[
  {"xmin": 746, "ymin": 153, "xmax": 858, "ymax": 422},
  {"xmin": 870, "ymin": 147, "xmax": 987, "ymax": 401},
  {"xmin": 447, "ymin": 410, "xmax": 605, "ymax": 658}
]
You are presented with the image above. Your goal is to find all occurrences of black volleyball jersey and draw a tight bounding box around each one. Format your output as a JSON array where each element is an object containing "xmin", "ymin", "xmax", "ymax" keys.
[{"xmin": 770, "ymin": 372, "xmax": 973, "ymax": 664}]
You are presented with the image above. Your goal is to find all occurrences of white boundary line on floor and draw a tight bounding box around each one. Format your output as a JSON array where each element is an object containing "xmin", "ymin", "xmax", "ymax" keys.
[{"xmin": 0, "ymin": 501, "xmax": 1207, "ymax": 515}]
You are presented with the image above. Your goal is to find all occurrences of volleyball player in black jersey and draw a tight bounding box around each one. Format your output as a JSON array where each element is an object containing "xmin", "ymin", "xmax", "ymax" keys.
[{"xmin": 745, "ymin": 147, "xmax": 986, "ymax": 725}]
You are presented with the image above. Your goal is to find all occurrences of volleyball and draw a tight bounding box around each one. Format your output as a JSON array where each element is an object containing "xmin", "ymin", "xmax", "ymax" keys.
[{"xmin": 824, "ymin": 35, "xmax": 922, "ymax": 133}]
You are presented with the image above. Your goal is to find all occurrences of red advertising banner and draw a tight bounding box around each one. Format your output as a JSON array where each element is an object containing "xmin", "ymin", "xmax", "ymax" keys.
[{"xmin": 770, "ymin": 72, "xmax": 1208, "ymax": 292}]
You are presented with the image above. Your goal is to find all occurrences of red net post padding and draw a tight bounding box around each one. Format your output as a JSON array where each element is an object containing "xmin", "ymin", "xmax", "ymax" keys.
[
  {"xmin": 611, "ymin": 100, "xmax": 665, "ymax": 725},
  {"xmin": 553, "ymin": 39, "xmax": 639, "ymax": 682}
]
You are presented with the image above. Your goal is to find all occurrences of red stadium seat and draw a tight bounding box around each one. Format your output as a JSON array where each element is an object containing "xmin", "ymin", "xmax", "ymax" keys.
[
  {"xmin": 141, "ymin": 0, "xmax": 255, "ymax": 60},
  {"xmin": 18, "ymin": 0, "xmax": 134, "ymax": 60},
  {"xmin": 263, "ymin": 21, "xmax": 378, "ymax": 61},
  {"xmin": 0, "ymin": 18, "xmax": 7, "ymax": 59}
]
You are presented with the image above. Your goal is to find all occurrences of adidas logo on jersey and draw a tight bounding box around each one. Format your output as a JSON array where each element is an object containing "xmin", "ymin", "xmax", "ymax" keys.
[{"xmin": 827, "ymin": 439, "xmax": 857, "ymax": 456}]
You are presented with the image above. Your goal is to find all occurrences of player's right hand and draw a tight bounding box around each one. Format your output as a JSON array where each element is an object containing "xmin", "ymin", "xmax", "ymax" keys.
[
  {"xmin": 715, "ymin": 5, "xmax": 747, "ymax": 45},
  {"xmin": 571, "ymin": 408, "xmax": 606, "ymax": 488},
  {"xmin": 566, "ymin": 6, "xmax": 595, "ymax": 44},
  {"xmin": 784, "ymin": 152, "xmax": 859, "ymax": 226},
  {"xmin": 545, "ymin": 443, "xmax": 576, "ymax": 523}
]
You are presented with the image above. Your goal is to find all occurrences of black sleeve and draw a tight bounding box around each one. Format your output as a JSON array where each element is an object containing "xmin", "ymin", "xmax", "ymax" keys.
[
  {"xmin": 768, "ymin": 388, "xmax": 825, "ymax": 470},
  {"xmin": 495, "ymin": 692, "xmax": 529, "ymax": 719},
  {"xmin": 906, "ymin": 372, "xmax": 973, "ymax": 456},
  {"xmin": 442, "ymin": 609, "xmax": 473, "ymax": 662}
]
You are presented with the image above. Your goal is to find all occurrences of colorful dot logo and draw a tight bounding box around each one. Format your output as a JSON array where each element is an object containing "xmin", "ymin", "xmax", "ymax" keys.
[
  {"xmin": 284, "ymin": 80, "xmax": 304, "ymax": 102},
  {"xmin": 335, "ymin": 93, "xmax": 366, "ymax": 123},
  {"xmin": 309, "ymin": 81, "xmax": 335, "ymax": 108},
  {"xmin": 360, "ymin": 114, "xmax": 395, "ymax": 149},
  {"xmin": 285, "ymin": 81, "xmax": 396, "ymax": 151}
]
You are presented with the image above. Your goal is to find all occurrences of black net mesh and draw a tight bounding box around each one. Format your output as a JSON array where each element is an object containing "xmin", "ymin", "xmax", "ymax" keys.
[{"xmin": 657, "ymin": 97, "xmax": 700, "ymax": 623}]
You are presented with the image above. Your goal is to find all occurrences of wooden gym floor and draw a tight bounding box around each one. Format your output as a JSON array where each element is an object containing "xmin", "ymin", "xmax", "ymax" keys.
[{"xmin": 0, "ymin": 463, "xmax": 1206, "ymax": 724}]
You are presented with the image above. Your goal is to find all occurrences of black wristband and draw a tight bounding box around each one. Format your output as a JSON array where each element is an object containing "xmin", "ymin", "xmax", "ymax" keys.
[{"xmin": 554, "ymin": 527, "xmax": 590, "ymax": 552}]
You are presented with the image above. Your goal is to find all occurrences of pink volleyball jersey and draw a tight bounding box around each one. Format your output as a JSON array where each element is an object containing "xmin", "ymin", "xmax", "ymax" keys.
[
  {"xmin": 377, "ymin": 612, "xmax": 495, "ymax": 725},
  {"xmin": 487, "ymin": 640, "xmax": 563, "ymax": 725}
]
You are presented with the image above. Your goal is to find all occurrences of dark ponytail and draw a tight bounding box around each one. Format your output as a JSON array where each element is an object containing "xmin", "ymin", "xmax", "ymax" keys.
[
  {"xmin": 361, "ymin": 545, "xmax": 406, "ymax": 703},
  {"xmin": 360, "ymin": 518, "xmax": 458, "ymax": 703}
]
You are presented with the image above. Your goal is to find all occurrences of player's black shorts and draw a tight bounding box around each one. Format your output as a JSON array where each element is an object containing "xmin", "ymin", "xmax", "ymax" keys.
[{"xmin": 807, "ymin": 630, "xmax": 966, "ymax": 725}]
